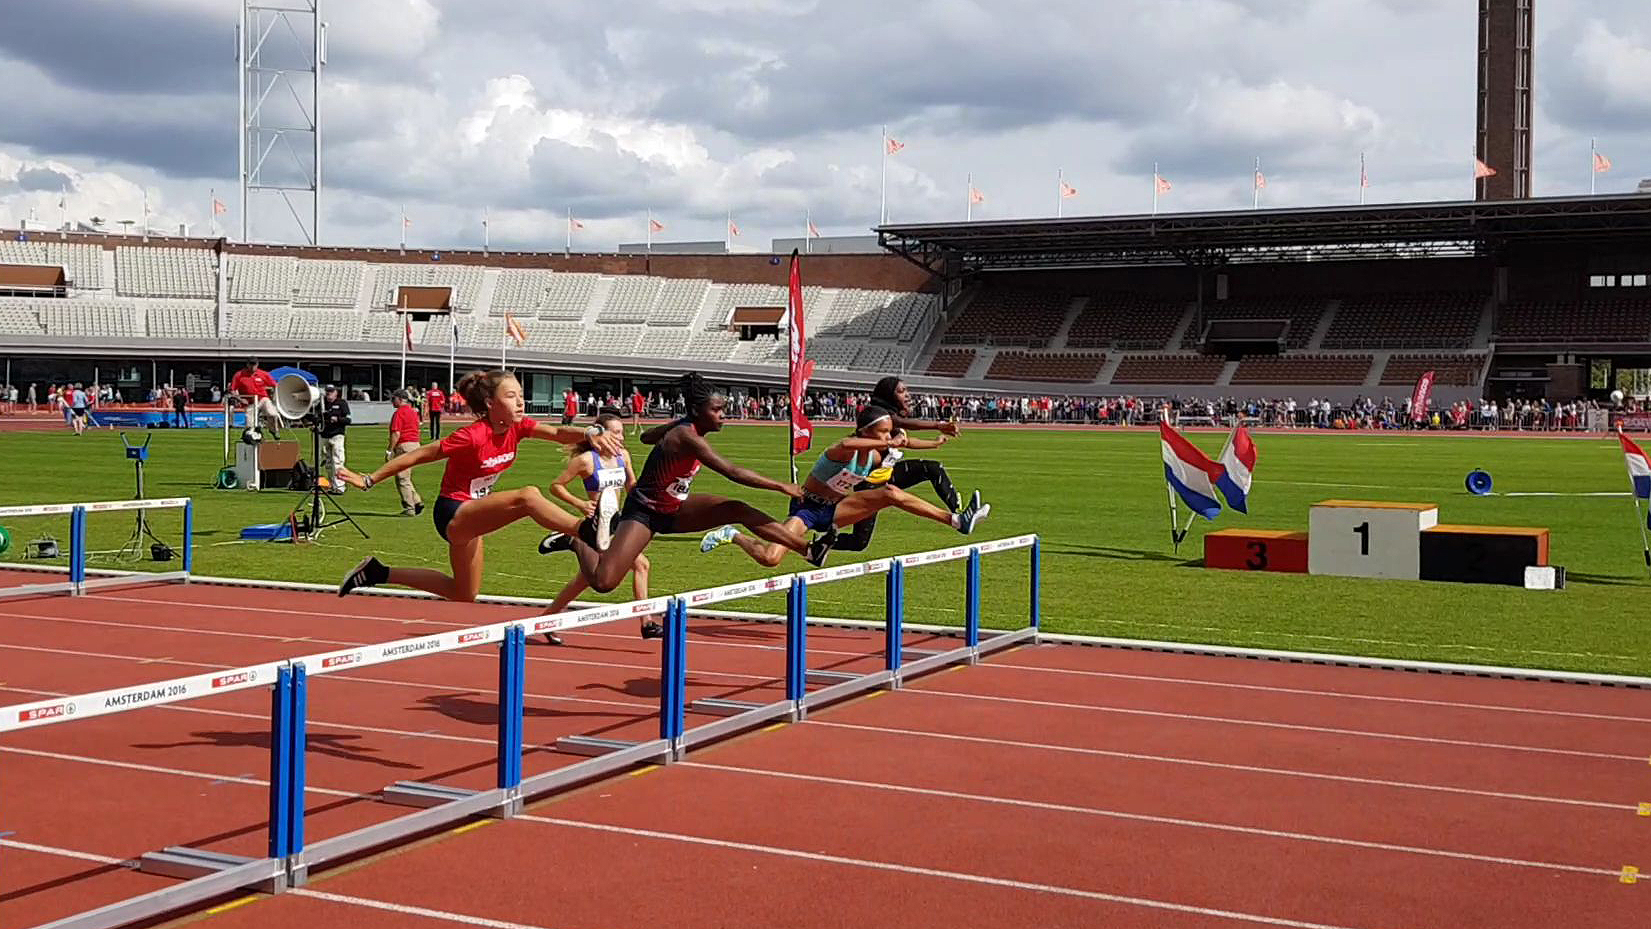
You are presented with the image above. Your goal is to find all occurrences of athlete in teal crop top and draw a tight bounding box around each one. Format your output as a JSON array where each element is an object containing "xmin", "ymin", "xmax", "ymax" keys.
[{"xmin": 700, "ymin": 404, "xmax": 991, "ymax": 567}]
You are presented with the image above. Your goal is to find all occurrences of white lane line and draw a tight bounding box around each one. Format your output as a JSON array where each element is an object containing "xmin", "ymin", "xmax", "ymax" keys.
[
  {"xmin": 0, "ymin": 611, "xmax": 777, "ymax": 684},
  {"xmin": 89, "ymin": 592, "xmax": 880, "ymax": 660},
  {"xmin": 518, "ymin": 815, "xmax": 1380, "ymax": 929},
  {"xmin": 0, "ymin": 745, "xmax": 361, "ymax": 798},
  {"xmin": 292, "ymin": 889, "xmax": 558, "ymax": 929},
  {"xmin": 679, "ymin": 761, "xmax": 1624, "ymax": 879},
  {"xmin": 806, "ymin": 721, "xmax": 1632, "ymax": 812},
  {"xmin": 0, "ymin": 838, "xmax": 128, "ymax": 865},
  {"xmin": 981, "ymin": 662, "xmax": 1651, "ymax": 724},
  {"xmin": 903, "ymin": 687, "xmax": 1642, "ymax": 761}
]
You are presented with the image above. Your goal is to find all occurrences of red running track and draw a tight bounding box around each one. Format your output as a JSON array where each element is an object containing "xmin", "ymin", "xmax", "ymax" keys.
[{"xmin": 3, "ymin": 572, "xmax": 1649, "ymax": 929}]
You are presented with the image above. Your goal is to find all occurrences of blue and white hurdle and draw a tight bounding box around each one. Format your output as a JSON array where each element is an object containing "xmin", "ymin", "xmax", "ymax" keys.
[{"xmin": 0, "ymin": 497, "xmax": 194, "ymax": 600}]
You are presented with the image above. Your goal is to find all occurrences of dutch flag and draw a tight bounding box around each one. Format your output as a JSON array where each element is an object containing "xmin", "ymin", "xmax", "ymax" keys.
[
  {"xmin": 1621, "ymin": 431, "xmax": 1651, "ymax": 527},
  {"xmin": 1161, "ymin": 420, "xmax": 1224, "ymax": 520},
  {"xmin": 1216, "ymin": 423, "xmax": 1257, "ymax": 514}
]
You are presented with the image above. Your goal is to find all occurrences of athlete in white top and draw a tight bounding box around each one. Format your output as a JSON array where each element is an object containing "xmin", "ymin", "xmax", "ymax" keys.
[{"xmin": 541, "ymin": 413, "xmax": 658, "ymax": 641}]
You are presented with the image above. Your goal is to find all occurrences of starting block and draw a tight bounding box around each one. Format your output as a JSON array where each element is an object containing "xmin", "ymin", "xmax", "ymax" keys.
[
  {"xmin": 1204, "ymin": 529, "xmax": 1308, "ymax": 573},
  {"xmin": 1420, "ymin": 525, "xmax": 1549, "ymax": 587},
  {"xmin": 1309, "ymin": 501, "xmax": 1438, "ymax": 580}
]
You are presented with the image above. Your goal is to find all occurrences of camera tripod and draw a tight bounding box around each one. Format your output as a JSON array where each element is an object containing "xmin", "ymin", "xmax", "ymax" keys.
[{"xmin": 287, "ymin": 424, "xmax": 368, "ymax": 543}]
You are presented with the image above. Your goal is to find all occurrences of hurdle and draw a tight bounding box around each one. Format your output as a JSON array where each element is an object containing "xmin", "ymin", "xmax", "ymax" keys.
[
  {"xmin": 0, "ymin": 533, "xmax": 1041, "ymax": 929},
  {"xmin": 0, "ymin": 497, "xmax": 193, "ymax": 600}
]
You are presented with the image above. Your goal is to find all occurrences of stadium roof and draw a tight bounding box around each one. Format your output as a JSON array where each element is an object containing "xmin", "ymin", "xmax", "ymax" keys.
[{"xmin": 875, "ymin": 193, "xmax": 1651, "ymax": 273}]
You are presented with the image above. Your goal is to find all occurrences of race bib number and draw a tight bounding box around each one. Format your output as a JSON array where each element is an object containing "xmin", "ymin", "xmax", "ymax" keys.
[
  {"xmin": 825, "ymin": 469, "xmax": 861, "ymax": 495},
  {"xmin": 469, "ymin": 473, "xmax": 502, "ymax": 499}
]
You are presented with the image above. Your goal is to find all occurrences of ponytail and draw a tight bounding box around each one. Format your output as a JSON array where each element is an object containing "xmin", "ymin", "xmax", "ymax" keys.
[{"xmin": 456, "ymin": 368, "xmax": 510, "ymax": 415}]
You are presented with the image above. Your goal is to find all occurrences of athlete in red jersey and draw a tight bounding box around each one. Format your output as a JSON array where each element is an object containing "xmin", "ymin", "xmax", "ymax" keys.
[
  {"xmin": 540, "ymin": 372, "xmax": 833, "ymax": 593},
  {"xmin": 334, "ymin": 369, "xmax": 624, "ymax": 602}
]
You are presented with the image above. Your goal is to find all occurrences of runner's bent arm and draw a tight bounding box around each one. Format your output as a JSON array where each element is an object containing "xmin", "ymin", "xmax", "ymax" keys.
[
  {"xmin": 548, "ymin": 458, "xmax": 595, "ymax": 515},
  {"xmin": 528, "ymin": 422, "xmax": 624, "ymax": 459},
  {"xmin": 892, "ymin": 413, "xmax": 959, "ymax": 437},
  {"xmin": 339, "ymin": 441, "xmax": 444, "ymax": 490},
  {"xmin": 681, "ymin": 430, "xmax": 803, "ymax": 498},
  {"xmin": 899, "ymin": 435, "xmax": 949, "ymax": 450}
]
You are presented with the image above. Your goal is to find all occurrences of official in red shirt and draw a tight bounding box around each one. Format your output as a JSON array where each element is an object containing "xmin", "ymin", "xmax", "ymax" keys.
[
  {"xmin": 335, "ymin": 369, "xmax": 625, "ymax": 603},
  {"xmin": 425, "ymin": 383, "xmax": 446, "ymax": 440},
  {"xmin": 229, "ymin": 360, "xmax": 282, "ymax": 437},
  {"xmin": 387, "ymin": 390, "xmax": 424, "ymax": 515}
]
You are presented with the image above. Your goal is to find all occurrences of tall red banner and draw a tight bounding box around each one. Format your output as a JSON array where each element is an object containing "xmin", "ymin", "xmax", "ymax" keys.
[
  {"xmin": 786, "ymin": 251, "xmax": 814, "ymax": 455},
  {"xmin": 1410, "ymin": 369, "xmax": 1435, "ymax": 424}
]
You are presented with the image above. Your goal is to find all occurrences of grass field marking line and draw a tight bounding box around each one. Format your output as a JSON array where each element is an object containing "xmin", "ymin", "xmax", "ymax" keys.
[
  {"xmin": 679, "ymin": 761, "xmax": 1626, "ymax": 879},
  {"xmin": 0, "ymin": 837, "xmax": 127, "ymax": 866},
  {"xmin": 903, "ymin": 688, "xmax": 1642, "ymax": 761},
  {"xmin": 518, "ymin": 815, "xmax": 1379, "ymax": 929},
  {"xmin": 807, "ymin": 721, "xmax": 1634, "ymax": 813},
  {"xmin": 0, "ymin": 610, "xmax": 777, "ymax": 685},
  {"xmin": 0, "ymin": 745, "xmax": 361, "ymax": 798},
  {"xmin": 982, "ymin": 663, "xmax": 1651, "ymax": 724},
  {"xmin": 292, "ymin": 889, "xmax": 558, "ymax": 929}
]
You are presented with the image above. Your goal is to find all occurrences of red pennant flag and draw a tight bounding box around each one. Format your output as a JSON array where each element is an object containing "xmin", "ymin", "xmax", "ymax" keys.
[{"xmin": 786, "ymin": 251, "xmax": 814, "ymax": 456}]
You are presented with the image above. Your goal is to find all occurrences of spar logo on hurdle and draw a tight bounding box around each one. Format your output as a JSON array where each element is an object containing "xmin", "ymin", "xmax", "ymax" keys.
[
  {"xmin": 630, "ymin": 601, "xmax": 658, "ymax": 615},
  {"xmin": 321, "ymin": 652, "xmax": 362, "ymax": 669},
  {"xmin": 457, "ymin": 631, "xmax": 489, "ymax": 646},
  {"xmin": 690, "ymin": 591, "xmax": 714, "ymax": 604},
  {"xmin": 19, "ymin": 702, "xmax": 75, "ymax": 723},
  {"xmin": 212, "ymin": 670, "xmax": 257, "ymax": 689}
]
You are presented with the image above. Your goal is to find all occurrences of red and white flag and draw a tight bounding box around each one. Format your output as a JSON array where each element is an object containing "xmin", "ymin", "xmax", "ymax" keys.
[
  {"xmin": 1254, "ymin": 170, "xmax": 1267, "ymax": 189},
  {"xmin": 1155, "ymin": 174, "xmax": 1172, "ymax": 194},
  {"xmin": 1409, "ymin": 369, "xmax": 1435, "ymax": 424},
  {"xmin": 403, "ymin": 316, "xmax": 414, "ymax": 352},
  {"xmin": 648, "ymin": 218, "xmax": 664, "ymax": 233},
  {"xmin": 886, "ymin": 137, "xmax": 904, "ymax": 155},
  {"xmin": 1360, "ymin": 163, "xmax": 1369, "ymax": 188},
  {"xmin": 786, "ymin": 250, "xmax": 814, "ymax": 457},
  {"xmin": 212, "ymin": 198, "xmax": 226, "ymax": 215},
  {"xmin": 1593, "ymin": 151, "xmax": 1613, "ymax": 173},
  {"xmin": 504, "ymin": 313, "xmax": 527, "ymax": 346},
  {"xmin": 570, "ymin": 216, "xmax": 584, "ymax": 230},
  {"xmin": 807, "ymin": 219, "xmax": 820, "ymax": 237},
  {"xmin": 1474, "ymin": 158, "xmax": 1497, "ymax": 179},
  {"xmin": 728, "ymin": 218, "xmax": 740, "ymax": 237},
  {"xmin": 1060, "ymin": 180, "xmax": 1077, "ymax": 199},
  {"xmin": 968, "ymin": 185, "xmax": 984, "ymax": 204}
]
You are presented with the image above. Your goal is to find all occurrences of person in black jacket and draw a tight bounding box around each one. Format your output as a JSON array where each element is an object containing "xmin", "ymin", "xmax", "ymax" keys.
[{"xmin": 320, "ymin": 384, "xmax": 352, "ymax": 495}]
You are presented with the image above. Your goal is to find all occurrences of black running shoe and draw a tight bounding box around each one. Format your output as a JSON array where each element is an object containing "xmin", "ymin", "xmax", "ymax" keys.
[
  {"xmin": 639, "ymin": 620, "xmax": 664, "ymax": 640},
  {"xmin": 956, "ymin": 491, "xmax": 991, "ymax": 535},
  {"xmin": 338, "ymin": 556, "xmax": 388, "ymax": 596},
  {"xmin": 806, "ymin": 526, "xmax": 837, "ymax": 567},
  {"xmin": 538, "ymin": 532, "xmax": 574, "ymax": 555}
]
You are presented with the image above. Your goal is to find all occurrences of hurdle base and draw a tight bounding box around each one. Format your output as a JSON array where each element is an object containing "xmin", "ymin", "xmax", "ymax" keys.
[
  {"xmin": 554, "ymin": 735, "xmax": 640, "ymax": 757},
  {"xmin": 804, "ymin": 669, "xmax": 860, "ymax": 685},
  {"xmin": 381, "ymin": 780, "xmax": 517, "ymax": 817},
  {"xmin": 139, "ymin": 847, "xmax": 286, "ymax": 894},
  {"xmin": 688, "ymin": 697, "xmax": 765, "ymax": 717}
]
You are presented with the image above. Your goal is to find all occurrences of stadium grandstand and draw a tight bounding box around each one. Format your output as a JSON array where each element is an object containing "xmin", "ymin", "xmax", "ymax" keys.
[{"xmin": 1, "ymin": 191, "xmax": 1649, "ymax": 408}]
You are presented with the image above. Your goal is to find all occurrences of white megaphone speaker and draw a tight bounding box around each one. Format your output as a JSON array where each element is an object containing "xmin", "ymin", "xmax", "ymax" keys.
[{"xmin": 274, "ymin": 373, "xmax": 319, "ymax": 420}]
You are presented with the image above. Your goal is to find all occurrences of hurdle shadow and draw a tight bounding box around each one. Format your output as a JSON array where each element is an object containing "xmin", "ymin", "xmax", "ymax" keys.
[
  {"xmin": 0, "ymin": 863, "xmax": 134, "ymax": 908},
  {"xmin": 410, "ymin": 691, "xmax": 644, "ymax": 726},
  {"xmin": 131, "ymin": 730, "xmax": 421, "ymax": 770},
  {"xmin": 1046, "ymin": 543, "xmax": 1187, "ymax": 563},
  {"xmin": 1560, "ymin": 571, "xmax": 1642, "ymax": 588}
]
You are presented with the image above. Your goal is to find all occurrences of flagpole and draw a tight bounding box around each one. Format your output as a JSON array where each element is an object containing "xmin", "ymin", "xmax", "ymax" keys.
[
  {"xmin": 398, "ymin": 294, "xmax": 408, "ymax": 392},
  {"xmin": 1056, "ymin": 169, "xmax": 1063, "ymax": 218},
  {"xmin": 566, "ymin": 207, "xmax": 573, "ymax": 255},
  {"xmin": 1152, "ymin": 162, "xmax": 1160, "ymax": 216},
  {"xmin": 400, "ymin": 204, "xmax": 407, "ymax": 250},
  {"xmin": 447, "ymin": 314, "xmax": 455, "ymax": 398},
  {"xmin": 1359, "ymin": 152, "xmax": 1366, "ymax": 205},
  {"xmin": 804, "ymin": 208, "xmax": 811, "ymax": 254},
  {"xmin": 879, "ymin": 125, "xmax": 888, "ymax": 226},
  {"xmin": 1253, "ymin": 157, "xmax": 1260, "ymax": 210},
  {"xmin": 726, "ymin": 210, "xmax": 731, "ymax": 252},
  {"xmin": 1590, "ymin": 138, "xmax": 1597, "ymax": 196},
  {"xmin": 965, "ymin": 173, "xmax": 972, "ymax": 221},
  {"xmin": 646, "ymin": 209, "xmax": 653, "ymax": 253},
  {"xmin": 483, "ymin": 206, "xmax": 489, "ymax": 251}
]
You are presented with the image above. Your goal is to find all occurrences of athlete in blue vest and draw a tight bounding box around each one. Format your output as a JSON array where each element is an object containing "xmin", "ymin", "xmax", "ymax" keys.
[
  {"xmin": 539, "ymin": 412, "xmax": 659, "ymax": 642},
  {"xmin": 701, "ymin": 404, "xmax": 989, "ymax": 568}
]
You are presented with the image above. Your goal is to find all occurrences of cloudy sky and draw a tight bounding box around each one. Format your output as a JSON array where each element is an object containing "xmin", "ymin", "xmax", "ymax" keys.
[{"xmin": 0, "ymin": 0, "xmax": 1644, "ymax": 250}]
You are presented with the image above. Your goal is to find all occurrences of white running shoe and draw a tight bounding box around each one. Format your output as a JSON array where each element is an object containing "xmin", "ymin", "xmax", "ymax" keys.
[
  {"xmin": 594, "ymin": 487, "xmax": 619, "ymax": 551},
  {"xmin": 700, "ymin": 525, "xmax": 737, "ymax": 553},
  {"xmin": 956, "ymin": 492, "xmax": 990, "ymax": 534}
]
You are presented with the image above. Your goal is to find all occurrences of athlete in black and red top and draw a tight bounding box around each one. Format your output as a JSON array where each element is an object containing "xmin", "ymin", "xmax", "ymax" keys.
[{"xmin": 540, "ymin": 372, "xmax": 833, "ymax": 593}]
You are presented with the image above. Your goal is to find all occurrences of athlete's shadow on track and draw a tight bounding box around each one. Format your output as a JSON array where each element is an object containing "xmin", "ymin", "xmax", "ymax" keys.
[
  {"xmin": 131, "ymin": 730, "xmax": 421, "ymax": 770},
  {"xmin": 413, "ymin": 691, "xmax": 644, "ymax": 725}
]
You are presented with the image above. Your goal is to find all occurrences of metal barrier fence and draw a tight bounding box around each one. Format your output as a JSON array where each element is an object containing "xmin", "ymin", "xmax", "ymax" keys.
[{"xmin": 4, "ymin": 533, "xmax": 1040, "ymax": 929}]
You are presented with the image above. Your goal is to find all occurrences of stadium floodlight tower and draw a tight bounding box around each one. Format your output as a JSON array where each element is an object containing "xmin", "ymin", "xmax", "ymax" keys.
[{"xmin": 237, "ymin": 0, "xmax": 325, "ymax": 244}]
